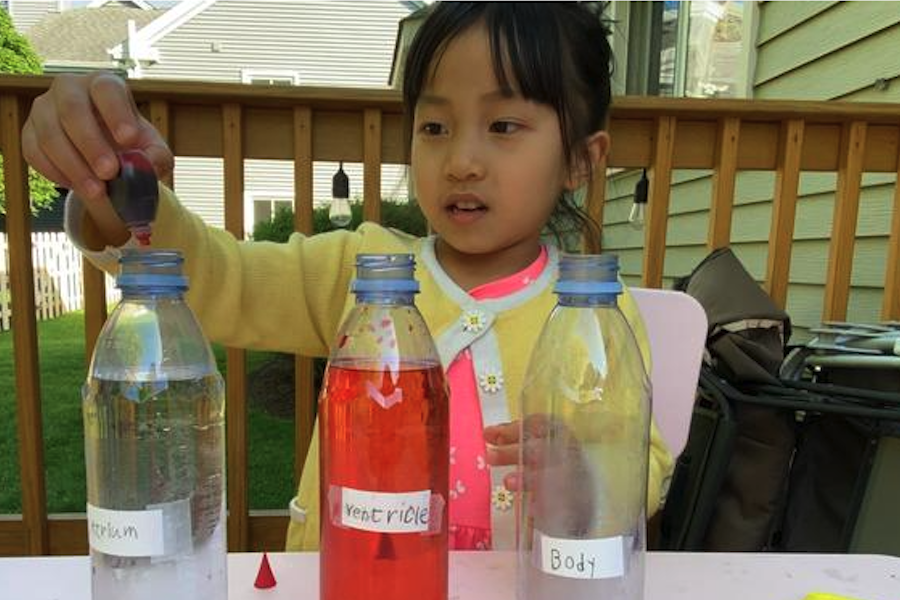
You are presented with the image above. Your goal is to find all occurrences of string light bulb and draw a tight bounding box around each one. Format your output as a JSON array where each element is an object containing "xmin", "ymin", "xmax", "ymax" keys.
[
  {"xmin": 628, "ymin": 169, "xmax": 649, "ymax": 230},
  {"xmin": 329, "ymin": 162, "xmax": 352, "ymax": 228}
]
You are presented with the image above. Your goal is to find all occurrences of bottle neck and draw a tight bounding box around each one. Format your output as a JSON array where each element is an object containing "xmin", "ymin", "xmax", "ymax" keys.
[
  {"xmin": 354, "ymin": 291, "xmax": 416, "ymax": 306},
  {"xmin": 120, "ymin": 287, "xmax": 185, "ymax": 300},
  {"xmin": 557, "ymin": 293, "xmax": 618, "ymax": 308}
]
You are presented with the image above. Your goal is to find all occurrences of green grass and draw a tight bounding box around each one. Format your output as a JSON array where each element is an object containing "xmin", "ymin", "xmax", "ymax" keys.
[{"xmin": 0, "ymin": 311, "xmax": 295, "ymax": 514}]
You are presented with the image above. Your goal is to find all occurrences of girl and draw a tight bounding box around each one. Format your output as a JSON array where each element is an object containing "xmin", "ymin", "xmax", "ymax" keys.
[{"xmin": 22, "ymin": 2, "xmax": 673, "ymax": 551}]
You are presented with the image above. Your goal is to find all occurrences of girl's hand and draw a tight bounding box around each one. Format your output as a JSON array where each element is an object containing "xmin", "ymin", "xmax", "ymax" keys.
[
  {"xmin": 484, "ymin": 415, "xmax": 577, "ymax": 491},
  {"xmin": 22, "ymin": 73, "xmax": 174, "ymax": 245},
  {"xmin": 485, "ymin": 415, "xmax": 595, "ymax": 536}
]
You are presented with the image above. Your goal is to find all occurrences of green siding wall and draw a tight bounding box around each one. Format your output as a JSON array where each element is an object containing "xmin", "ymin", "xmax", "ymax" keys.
[
  {"xmin": 603, "ymin": 168, "xmax": 898, "ymax": 341},
  {"xmin": 603, "ymin": 2, "xmax": 900, "ymax": 342},
  {"xmin": 753, "ymin": 1, "xmax": 899, "ymax": 338},
  {"xmin": 755, "ymin": 1, "xmax": 900, "ymax": 100}
]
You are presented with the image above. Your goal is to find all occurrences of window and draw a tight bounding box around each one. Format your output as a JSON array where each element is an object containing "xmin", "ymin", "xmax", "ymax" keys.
[
  {"xmin": 622, "ymin": 0, "xmax": 750, "ymax": 98},
  {"xmin": 253, "ymin": 198, "xmax": 292, "ymax": 226},
  {"xmin": 241, "ymin": 70, "xmax": 299, "ymax": 86}
]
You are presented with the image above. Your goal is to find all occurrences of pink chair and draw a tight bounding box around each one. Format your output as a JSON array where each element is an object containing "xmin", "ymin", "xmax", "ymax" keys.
[{"xmin": 631, "ymin": 287, "xmax": 707, "ymax": 457}]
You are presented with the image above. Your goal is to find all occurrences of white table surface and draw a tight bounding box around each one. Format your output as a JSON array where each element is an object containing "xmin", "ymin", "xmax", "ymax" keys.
[{"xmin": 1, "ymin": 551, "xmax": 897, "ymax": 600}]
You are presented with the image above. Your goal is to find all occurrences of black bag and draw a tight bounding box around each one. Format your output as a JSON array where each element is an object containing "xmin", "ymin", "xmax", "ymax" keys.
[
  {"xmin": 660, "ymin": 249, "xmax": 900, "ymax": 554},
  {"xmin": 661, "ymin": 248, "xmax": 795, "ymax": 551}
]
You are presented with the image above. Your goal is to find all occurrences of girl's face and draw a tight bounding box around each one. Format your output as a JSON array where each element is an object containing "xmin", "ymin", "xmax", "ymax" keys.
[{"xmin": 411, "ymin": 23, "xmax": 575, "ymax": 270}]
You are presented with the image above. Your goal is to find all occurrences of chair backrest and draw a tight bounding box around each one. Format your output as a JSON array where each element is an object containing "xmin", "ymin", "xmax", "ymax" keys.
[{"xmin": 631, "ymin": 287, "xmax": 707, "ymax": 457}]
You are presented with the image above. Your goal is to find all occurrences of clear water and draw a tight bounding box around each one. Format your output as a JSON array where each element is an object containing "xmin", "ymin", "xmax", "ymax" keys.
[{"xmin": 83, "ymin": 375, "xmax": 226, "ymax": 600}]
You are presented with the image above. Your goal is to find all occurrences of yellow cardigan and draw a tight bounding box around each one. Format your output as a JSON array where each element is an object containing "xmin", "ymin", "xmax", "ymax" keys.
[{"xmin": 71, "ymin": 187, "xmax": 674, "ymax": 551}]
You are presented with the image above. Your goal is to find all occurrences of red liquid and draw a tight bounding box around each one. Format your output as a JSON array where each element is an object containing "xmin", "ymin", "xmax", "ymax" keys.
[{"xmin": 320, "ymin": 361, "xmax": 449, "ymax": 600}]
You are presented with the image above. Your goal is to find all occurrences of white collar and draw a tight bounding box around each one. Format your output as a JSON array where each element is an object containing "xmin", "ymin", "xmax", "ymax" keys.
[{"xmin": 418, "ymin": 236, "xmax": 559, "ymax": 312}]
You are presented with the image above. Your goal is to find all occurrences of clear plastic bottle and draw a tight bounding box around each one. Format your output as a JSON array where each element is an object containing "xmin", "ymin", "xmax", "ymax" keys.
[
  {"xmin": 517, "ymin": 253, "xmax": 650, "ymax": 600},
  {"xmin": 319, "ymin": 254, "xmax": 449, "ymax": 600},
  {"xmin": 83, "ymin": 249, "xmax": 226, "ymax": 600}
]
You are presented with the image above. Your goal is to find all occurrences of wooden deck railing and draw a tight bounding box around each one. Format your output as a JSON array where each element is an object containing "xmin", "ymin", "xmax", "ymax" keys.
[{"xmin": 1, "ymin": 74, "xmax": 899, "ymax": 555}]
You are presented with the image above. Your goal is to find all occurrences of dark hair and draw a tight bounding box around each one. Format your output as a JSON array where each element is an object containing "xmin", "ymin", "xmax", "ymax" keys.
[{"xmin": 402, "ymin": 2, "xmax": 613, "ymax": 246}]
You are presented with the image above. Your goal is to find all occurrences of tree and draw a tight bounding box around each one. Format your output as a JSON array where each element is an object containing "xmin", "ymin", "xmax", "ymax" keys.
[{"xmin": 0, "ymin": 8, "xmax": 57, "ymax": 214}]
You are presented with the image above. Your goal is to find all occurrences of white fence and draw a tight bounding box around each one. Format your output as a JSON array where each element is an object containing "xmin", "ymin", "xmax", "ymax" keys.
[{"xmin": 0, "ymin": 232, "xmax": 120, "ymax": 331}]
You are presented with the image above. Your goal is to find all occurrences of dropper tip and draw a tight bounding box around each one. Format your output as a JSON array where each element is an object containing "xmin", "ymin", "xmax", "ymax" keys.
[{"xmin": 133, "ymin": 229, "xmax": 152, "ymax": 246}]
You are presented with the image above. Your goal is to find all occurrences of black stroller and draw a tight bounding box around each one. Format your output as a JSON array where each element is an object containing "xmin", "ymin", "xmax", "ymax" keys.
[{"xmin": 658, "ymin": 248, "xmax": 900, "ymax": 555}]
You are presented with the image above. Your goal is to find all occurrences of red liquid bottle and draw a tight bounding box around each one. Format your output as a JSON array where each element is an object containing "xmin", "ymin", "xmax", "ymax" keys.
[{"xmin": 320, "ymin": 254, "xmax": 449, "ymax": 600}]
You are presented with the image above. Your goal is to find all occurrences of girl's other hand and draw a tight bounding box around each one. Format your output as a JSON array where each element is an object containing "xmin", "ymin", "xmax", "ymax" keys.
[
  {"xmin": 484, "ymin": 415, "xmax": 563, "ymax": 492},
  {"xmin": 485, "ymin": 420, "xmax": 523, "ymax": 491},
  {"xmin": 22, "ymin": 72, "xmax": 174, "ymax": 245},
  {"xmin": 486, "ymin": 416, "xmax": 595, "ymax": 535}
]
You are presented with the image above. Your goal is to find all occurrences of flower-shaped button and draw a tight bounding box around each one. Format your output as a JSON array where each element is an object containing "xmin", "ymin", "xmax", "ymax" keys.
[
  {"xmin": 492, "ymin": 485, "xmax": 514, "ymax": 511},
  {"xmin": 461, "ymin": 309, "xmax": 487, "ymax": 333},
  {"xmin": 478, "ymin": 370, "xmax": 504, "ymax": 394}
]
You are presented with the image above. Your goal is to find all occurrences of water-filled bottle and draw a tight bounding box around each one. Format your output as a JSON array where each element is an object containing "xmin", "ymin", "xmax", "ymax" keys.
[
  {"xmin": 83, "ymin": 249, "xmax": 226, "ymax": 600},
  {"xmin": 320, "ymin": 254, "xmax": 449, "ymax": 600},
  {"xmin": 517, "ymin": 253, "xmax": 650, "ymax": 600}
]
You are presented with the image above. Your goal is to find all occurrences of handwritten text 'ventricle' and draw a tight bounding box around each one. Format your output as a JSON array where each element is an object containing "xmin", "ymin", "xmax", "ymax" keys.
[{"xmin": 339, "ymin": 487, "xmax": 432, "ymax": 533}]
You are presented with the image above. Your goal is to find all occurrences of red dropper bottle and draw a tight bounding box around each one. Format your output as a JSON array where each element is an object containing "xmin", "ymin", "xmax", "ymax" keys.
[{"xmin": 106, "ymin": 150, "xmax": 159, "ymax": 246}]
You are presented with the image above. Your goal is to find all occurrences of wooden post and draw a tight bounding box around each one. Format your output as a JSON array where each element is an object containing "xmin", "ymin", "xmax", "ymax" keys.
[
  {"xmin": 1, "ymin": 94, "xmax": 48, "ymax": 555},
  {"xmin": 642, "ymin": 116, "xmax": 676, "ymax": 288},
  {"xmin": 82, "ymin": 262, "xmax": 107, "ymax": 362},
  {"xmin": 765, "ymin": 119, "xmax": 805, "ymax": 309},
  {"xmin": 583, "ymin": 152, "xmax": 608, "ymax": 254},
  {"xmin": 707, "ymin": 117, "xmax": 741, "ymax": 251},
  {"xmin": 149, "ymin": 99, "xmax": 173, "ymax": 188},
  {"xmin": 823, "ymin": 121, "xmax": 867, "ymax": 322},
  {"xmin": 882, "ymin": 138, "xmax": 900, "ymax": 320},
  {"xmin": 363, "ymin": 108, "xmax": 382, "ymax": 223},
  {"xmin": 222, "ymin": 103, "xmax": 249, "ymax": 551},
  {"xmin": 292, "ymin": 106, "xmax": 317, "ymax": 487}
]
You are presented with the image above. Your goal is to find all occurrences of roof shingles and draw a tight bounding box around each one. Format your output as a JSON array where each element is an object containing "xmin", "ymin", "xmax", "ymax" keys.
[{"xmin": 27, "ymin": 7, "xmax": 166, "ymax": 64}]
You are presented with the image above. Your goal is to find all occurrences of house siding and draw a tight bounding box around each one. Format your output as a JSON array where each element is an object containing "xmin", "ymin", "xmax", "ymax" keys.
[
  {"xmin": 749, "ymin": 1, "xmax": 899, "ymax": 338},
  {"xmin": 7, "ymin": 0, "xmax": 63, "ymax": 31},
  {"xmin": 140, "ymin": 0, "xmax": 411, "ymax": 87},
  {"xmin": 754, "ymin": 1, "xmax": 900, "ymax": 101},
  {"xmin": 135, "ymin": 0, "xmax": 414, "ymax": 231},
  {"xmin": 603, "ymin": 2, "xmax": 900, "ymax": 341}
]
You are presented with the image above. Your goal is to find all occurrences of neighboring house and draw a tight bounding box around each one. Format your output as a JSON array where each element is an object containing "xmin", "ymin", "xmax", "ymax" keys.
[
  {"xmin": 27, "ymin": 2, "xmax": 165, "ymax": 73},
  {"xmin": 22, "ymin": 0, "xmax": 418, "ymax": 231},
  {"xmin": 108, "ymin": 0, "xmax": 417, "ymax": 230},
  {"xmin": 600, "ymin": 0, "xmax": 900, "ymax": 340},
  {"xmin": 4, "ymin": 0, "xmax": 158, "ymax": 32},
  {"xmin": 5, "ymin": 0, "xmax": 70, "ymax": 32}
]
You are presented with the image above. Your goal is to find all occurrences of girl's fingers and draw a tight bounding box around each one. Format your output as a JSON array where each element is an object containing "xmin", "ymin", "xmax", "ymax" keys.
[
  {"xmin": 487, "ymin": 435, "xmax": 552, "ymax": 467},
  {"xmin": 503, "ymin": 471, "xmax": 522, "ymax": 492},
  {"xmin": 21, "ymin": 120, "xmax": 72, "ymax": 189},
  {"xmin": 141, "ymin": 136, "xmax": 175, "ymax": 181},
  {"xmin": 26, "ymin": 93, "xmax": 108, "ymax": 203},
  {"xmin": 90, "ymin": 73, "xmax": 174, "ymax": 177},
  {"xmin": 483, "ymin": 421, "xmax": 520, "ymax": 446},
  {"xmin": 88, "ymin": 72, "xmax": 142, "ymax": 147},
  {"xmin": 54, "ymin": 74, "xmax": 121, "ymax": 182},
  {"xmin": 89, "ymin": 75, "xmax": 174, "ymax": 180},
  {"xmin": 486, "ymin": 442, "xmax": 519, "ymax": 466}
]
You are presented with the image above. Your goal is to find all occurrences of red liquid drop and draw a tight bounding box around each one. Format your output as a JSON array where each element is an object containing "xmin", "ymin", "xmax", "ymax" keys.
[
  {"xmin": 253, "ymin": 552, "xmax": 277, "ymax": 589},
  {"xmin": 320, "ymin": 361, "xmax": 449, "ymax": 600}
]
